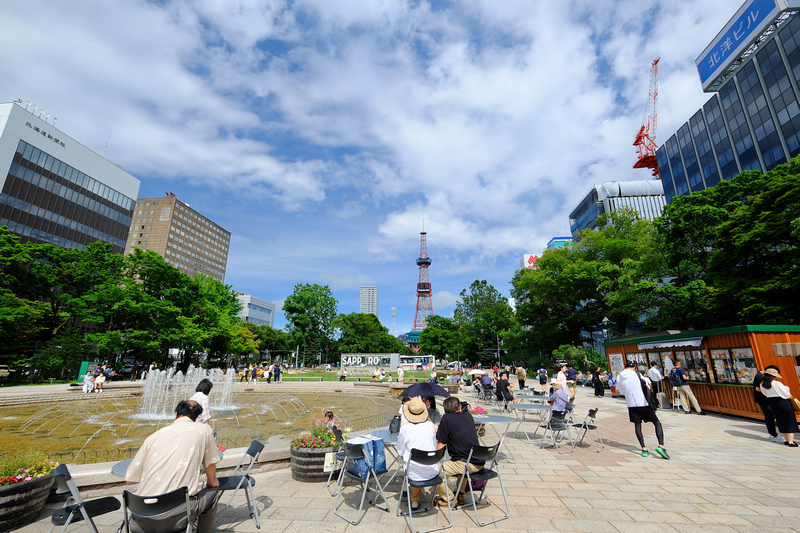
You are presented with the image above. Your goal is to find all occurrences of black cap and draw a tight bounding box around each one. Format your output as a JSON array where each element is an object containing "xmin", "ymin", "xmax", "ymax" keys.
[{"xmin": 625, "ymin": 360, "xmax": 636, "ymax": 368}]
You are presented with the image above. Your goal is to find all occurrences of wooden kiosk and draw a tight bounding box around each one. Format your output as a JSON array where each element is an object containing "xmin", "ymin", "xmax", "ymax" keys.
[{"xmin": 604, "ymin": 325, "xmax": 800, "ymax": 419}]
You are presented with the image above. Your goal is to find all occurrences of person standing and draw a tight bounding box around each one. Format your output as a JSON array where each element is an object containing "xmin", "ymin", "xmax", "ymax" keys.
[
  {"xmin": 669, "ymin": 361, "xmax": 706, "ymax": 415},
  {"xmin": 538, "ymin": 365, "xmax": 548, "ymax": 392},
  {"xmin": 516, "ymin": 365, "xmax": 527, "ymax": 390},
  {"xmin": 616, "ymin": 360, "xmax": 669, "ymax": 459},
  {"xmin": 397, "ymin": 366, "xmax": 404, "ymax": 383},
  {"xmin": 647, "ymin": 362, "xmax": 664, "ymax": 395},
  {"xmin": 274, "ymin": 364, "xmax": 283, "ymax": 383},
  {"xmin": 592, "ymin": 366, "xmax": 605, "ymax": 397},
  {"xmin": 566, "ymin": 365, "xmax": 578, "ymax": 398},
  {"xmin": 556, "ymin": 364, "xmax": 568, "ymax": 392},
  {"xmin": 753, "ymin": 365, "xmax": 783, "ymax": 443},
  {"xmin": 126, "ymin": 400, "xmax": 220, "ymax": 533},
  {"xmin": 760, "ymin": 368, "xmax": 798, "ymax": 447}
]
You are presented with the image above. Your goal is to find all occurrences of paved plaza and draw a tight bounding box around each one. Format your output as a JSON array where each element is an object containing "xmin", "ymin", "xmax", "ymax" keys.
[{"xmin": 12, "ymin": 381, "xmax": 800, "ymax": 533}]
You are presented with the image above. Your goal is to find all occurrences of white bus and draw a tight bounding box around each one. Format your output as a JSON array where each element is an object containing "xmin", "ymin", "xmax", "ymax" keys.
[{"xmin": 399, "ymin": 354, "xmax": 435, "ymax": 371}]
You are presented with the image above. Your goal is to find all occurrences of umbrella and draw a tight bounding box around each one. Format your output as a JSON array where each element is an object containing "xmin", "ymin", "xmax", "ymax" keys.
[
  {"xmin": 399, "ymin": 382, "xmax": 451, "ymax": 398},
  {"xmin": 468, "ymin": 369, "xmax": 487, "ymax": 376}
]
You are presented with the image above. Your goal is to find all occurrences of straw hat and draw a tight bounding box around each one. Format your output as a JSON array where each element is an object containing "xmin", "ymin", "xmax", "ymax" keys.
[
  {"xmin": 403, "ymin": 397, "xmax": 429, "ymax": 424},
  {"xmin": 764, "ymin": 368, "xmax": 783, "ymax": 380}
]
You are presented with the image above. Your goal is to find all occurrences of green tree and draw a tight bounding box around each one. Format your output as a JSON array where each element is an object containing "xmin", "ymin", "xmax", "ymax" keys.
[
  {"xmin": 335, "ymin": 313, "xmax": 404, "ymax": 354},
  {"xmin": 418, "ymin": 315, "xmax": 461, "ymax": 362},
  {"xmin": 453, "ymin": 280, "xmax": 514, "ymax": 364},
  {"xmin": 283, "ymin": 283, "xmax": 338, "ymax": 365}
]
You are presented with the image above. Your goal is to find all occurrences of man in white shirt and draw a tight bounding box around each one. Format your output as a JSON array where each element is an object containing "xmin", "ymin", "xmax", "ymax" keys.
[
  {"xmin": 397, "ymin": 397, "xmax": 447, "ymax": 509},
  {"xmin": 126, "ymin": 400, "xmax": 220, "ymax": 533},
  {"xmin": 616, "ymin": 360, "xmax": 669, "ymax": 460},
  {"xmin": 647, "ymin": 362, "xmax": 664, "ymax": 395}
]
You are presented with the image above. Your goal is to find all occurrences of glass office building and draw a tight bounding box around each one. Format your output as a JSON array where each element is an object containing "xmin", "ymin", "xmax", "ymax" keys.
[
  {"xmin": 657, "ymin": 9, "xmax": 800, "ymax": 202},
  {"xmin": 0, "ymin": 102, "xmax": 140, "ymax": 253}
]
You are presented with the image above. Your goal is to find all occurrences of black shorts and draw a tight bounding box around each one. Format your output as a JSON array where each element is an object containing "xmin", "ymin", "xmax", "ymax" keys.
[
  {"xmin": 628, "ymin": 406, "xmax": 660, "ymax": 424},
  {"xmin": 539, "ymin": 376, "xmax": 547, "ymax": 384}
]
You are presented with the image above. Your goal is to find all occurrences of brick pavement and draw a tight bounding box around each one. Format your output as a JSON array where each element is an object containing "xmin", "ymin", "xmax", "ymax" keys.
[{"xmin": 14, "ymin": 383, "xmax": 800, "ymax": 532}]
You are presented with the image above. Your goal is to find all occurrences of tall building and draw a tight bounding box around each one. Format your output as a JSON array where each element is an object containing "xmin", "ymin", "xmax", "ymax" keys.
[
  {"xmin": 236, "ymin": 293, "xmax": 276, "ymax": 327},
  {"xmin": 125, "ymin": 193, "xmax": 230, "ymax": 281},
  {"xmin": 656, "ymin": 1, "xmax": 800, "ymax": 203},
  {"xmin": 569, "ymin": 180, "xmax": 666, "ymax": 233},
  {"xmin": 359, "ymin": 286, "xmax": 379, "ymax": 316},
  {"xmin": 0, "ymin": 102, "xmax": 140, "ymax": 253}
]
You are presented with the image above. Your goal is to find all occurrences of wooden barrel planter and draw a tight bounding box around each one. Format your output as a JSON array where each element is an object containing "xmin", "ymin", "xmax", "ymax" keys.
[
  {"xmin": 290, "ymin": 446, "xmax": 339, "ymax": 483},
  {"xmin": 0, "ymin": 474, "xmax": 55, "ymax": 531}
]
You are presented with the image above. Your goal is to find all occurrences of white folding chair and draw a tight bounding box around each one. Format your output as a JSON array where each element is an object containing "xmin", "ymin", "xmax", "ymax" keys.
[
  {"xmin": 215, "ymin": 439, "xmax": 264, "ymax": 528},
  {"xmin": 453, "ymin": 442, "xmax": 509, "ymax": 526}
]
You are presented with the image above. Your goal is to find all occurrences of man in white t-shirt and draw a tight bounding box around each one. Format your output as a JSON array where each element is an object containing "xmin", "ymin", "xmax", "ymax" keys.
[{"xmin": 616, "ymin": 360, "xmax": 669, "ymax": 460}]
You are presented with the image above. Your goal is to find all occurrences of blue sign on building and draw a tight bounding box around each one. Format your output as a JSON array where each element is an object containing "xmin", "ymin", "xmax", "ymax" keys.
[{"xmin": 696, "ymin": 0, "xmax": 777, "ymax": 91}]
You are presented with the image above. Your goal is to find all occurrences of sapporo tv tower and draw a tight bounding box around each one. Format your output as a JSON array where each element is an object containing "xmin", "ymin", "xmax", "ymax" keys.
[{"xmin": 407, "ymin": 231, "xmax": 434, "ymax": 352}]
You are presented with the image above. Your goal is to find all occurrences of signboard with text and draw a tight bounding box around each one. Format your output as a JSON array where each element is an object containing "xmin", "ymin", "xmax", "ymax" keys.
[{"xmin": 695, "ymin": 0, "xmax": 796, "ymax": 91}]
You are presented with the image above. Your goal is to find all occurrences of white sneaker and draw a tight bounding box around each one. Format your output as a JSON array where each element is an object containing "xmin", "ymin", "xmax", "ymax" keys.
[{"xmin": 774, "ymin": 435, "xmax": 786, "ymax": 443}]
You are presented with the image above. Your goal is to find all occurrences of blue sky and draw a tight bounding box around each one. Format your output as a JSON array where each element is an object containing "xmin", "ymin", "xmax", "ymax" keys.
[{"xmin": 1, "ymin": 0, "xmax": 737, "ymax": 333}]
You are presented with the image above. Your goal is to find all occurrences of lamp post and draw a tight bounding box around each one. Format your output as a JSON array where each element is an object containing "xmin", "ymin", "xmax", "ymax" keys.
[{"xmin": 600, "ymin": 317, "xmax": 611, "ymax": 355}]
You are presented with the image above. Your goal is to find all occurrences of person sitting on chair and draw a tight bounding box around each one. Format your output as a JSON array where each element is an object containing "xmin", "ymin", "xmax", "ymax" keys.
[
  {"xmin": 398, "ymin": 397, "xmax": 448, "ymax": 509},
  {"xmin": 495, "ymin": 372, "xmax": 518, "ymax": 407},
  {"xmin": 436, "ymin": 396, "xmax": 484, "ymax": 505},
  {"xmin": 549, "ymin": 380, "xmax": 570, "ymax": 414},
  {"xmin": 126, "ymin": 400, "xmax": 220, "ymax": 533}
]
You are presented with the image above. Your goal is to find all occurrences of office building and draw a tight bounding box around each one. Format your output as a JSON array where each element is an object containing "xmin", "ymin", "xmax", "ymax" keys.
[
  {"xmin": 568, "ymin": 180, "xmax": 666, "ymax": 233},
  {"xmin": 359, "ymin": 286, "xmax": 379, "ymax": 316},
  {"xmin": 656, "ymin": 1, "xmax": 800, "ymax": 203},
  {"xmin": 125, "ymin": 193, "xmax": 230, "ymax": 281},
  {"xmin": 0, "ymin": 102, "xmax": 140, "ymax": 253},
  {"xmin": 236, "ymin": 293, "xmax": 276, "ymax": 327},
  {"xmin": 546, "ymin": 237, "xmax": 572, "ymax": 250}
]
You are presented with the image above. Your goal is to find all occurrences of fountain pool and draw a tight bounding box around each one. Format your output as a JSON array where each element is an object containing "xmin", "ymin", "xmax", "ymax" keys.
[{"xmin": 0, "ymin": 391, "xmax": 397, "ymax": 465}]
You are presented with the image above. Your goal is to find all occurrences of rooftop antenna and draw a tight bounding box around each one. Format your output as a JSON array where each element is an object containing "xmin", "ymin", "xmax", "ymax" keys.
[
  {"xmin": 390, "ymin": 307, "xmax": 398, "ymax": 336},
  {"xmin": 102, "ymin": 129, "xmax": 112, "ymax": 157}
]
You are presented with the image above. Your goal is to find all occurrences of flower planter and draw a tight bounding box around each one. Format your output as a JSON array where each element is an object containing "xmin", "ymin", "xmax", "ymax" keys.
[
  {"xmin": 0, "ymin": 474, "xmax": 54, "ymax": 531},
  {"xmin": 290, "ymin": 445, "xmax": 339, "ymax": 483}
]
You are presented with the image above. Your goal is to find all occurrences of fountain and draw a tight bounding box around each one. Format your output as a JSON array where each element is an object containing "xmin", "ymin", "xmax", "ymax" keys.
[
  {"xmin": 0, "ymin": 373, "xmax": 397, "ymax": 464},
  {"xmin": 138, "ymin": 366, "xmax": 236, "ymax": 420}
]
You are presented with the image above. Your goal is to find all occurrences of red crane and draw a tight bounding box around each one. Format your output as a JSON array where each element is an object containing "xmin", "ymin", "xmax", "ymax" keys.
[{"xmin": 633, "ymin": 57, "xmax": 661, "ymax": 179}]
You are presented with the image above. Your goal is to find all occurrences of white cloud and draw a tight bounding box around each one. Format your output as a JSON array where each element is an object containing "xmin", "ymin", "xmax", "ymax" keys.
[{"xmin": 0, "ymin": 0, "xmax": 742, "ymax": 330}]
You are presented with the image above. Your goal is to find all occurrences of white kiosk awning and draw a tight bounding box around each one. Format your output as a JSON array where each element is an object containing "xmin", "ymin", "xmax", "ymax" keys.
[{"xmin": 638, "ymin": 336, "xmax": 703, "ymax": 350}]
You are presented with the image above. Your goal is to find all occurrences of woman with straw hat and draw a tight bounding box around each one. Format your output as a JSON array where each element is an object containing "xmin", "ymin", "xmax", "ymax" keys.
[
  {"xmin": 397, "ymin": 397, "xmax": 448, "ymax": 508},
  {"xmin": 761, "ymin": 368, "xmax": 799, "ymax": 447}
]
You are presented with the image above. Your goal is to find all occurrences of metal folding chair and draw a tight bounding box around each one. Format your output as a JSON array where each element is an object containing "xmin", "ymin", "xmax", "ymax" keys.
[
  {"xmin": 572, "ymin": 408, "xmax": 604, "ymax": 452},
  {"xmin": 333, "ymin": 443, "xmax": 390, "ymax": 525},
  {"xmin": 49, "ymin": 464, "xmax": 120, "ymax": 533},
  {"xmin": 326, "ymin": 427, "xmax": 347, "ymax": 496},
  {"xmin": 121, "ymin": 486, "xmax": 194, "ymax": 533},
  {"xmin": 478, "ymin": 383, "xmax": 494, "ymax": 402},
  {"xmin": 216, "ymin": 439, "xmax": 265, "ymax": 528},
  {"xmin": 453, "ymin": 442, "xmax": 509, "ymax": 526},
  {"xmin": 539, "ymin": 410, "xmax": 575, "ymax": 454},
  {"xmin": 397, "ymin": 448, "xmax": 452, "ymax": 533}
]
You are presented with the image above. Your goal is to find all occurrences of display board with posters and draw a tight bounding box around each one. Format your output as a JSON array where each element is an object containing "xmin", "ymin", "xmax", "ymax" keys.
[{"xmin": 609, "ymin": 353, "xmax": 624, "ymax": 382}]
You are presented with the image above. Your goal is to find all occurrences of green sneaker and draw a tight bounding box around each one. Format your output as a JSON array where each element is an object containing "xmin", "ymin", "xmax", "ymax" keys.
[
  {"xmin": 656, "ymin": 447, "xmax": 670, "ymax": 460},
  {"xmin": 641, "ymin": 450, "xmax": 649, "ymax": 457}
]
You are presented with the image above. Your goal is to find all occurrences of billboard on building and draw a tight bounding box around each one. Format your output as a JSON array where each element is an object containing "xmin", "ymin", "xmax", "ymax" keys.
[
  {"xmin": 696, "ymin": 0, "xmax": 800, "ymax": 91},
  {"xmin": 521, "ymin": 254, "xmax": 539, "ymax": 269}
]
